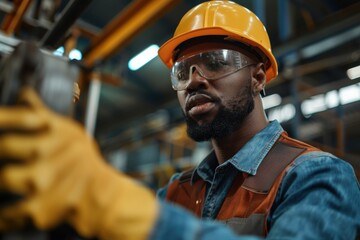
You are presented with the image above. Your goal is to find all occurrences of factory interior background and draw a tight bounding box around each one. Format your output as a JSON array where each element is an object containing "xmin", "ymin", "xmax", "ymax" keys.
[{"xmin": 0, "ymin": 0, "xmax": 359, "ymax": 189}]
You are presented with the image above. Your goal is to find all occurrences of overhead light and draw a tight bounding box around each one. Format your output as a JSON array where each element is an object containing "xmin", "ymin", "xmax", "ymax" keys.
[
  {"xmin": 53, "ymin": 47, "xmax": 82, "ymax": 61},
  {"xmin": 324, "ymin": 90, "xmax": 339, "ymax": 108},
  {"xmin": 339, "ymin": 84, "xmax": 360, "ymax": 105},
  {"xmin": 347, "ymin": 65, "xmax": 360, "ymax": 80},
  {"xmin": 301, "ymin": 83, "xmax": 360, "ymax": 117},
  {"xmin": 268, "ymin": 83, "xmax": 360, "ymax": 122},
  {"xmin": 53, "ymin": 46, "xmax": 64, "ymax": 56},
  {"xmin": 262, "ymin": 94, "xmax": 282, "ymax": 109},
  {"xmin": 301, "ymin": 94, "xmax": 327, "ymax": 116},
  {"xmin": 268, "ymin": 104, "xmax": 296, "ymax": 123},
  {"xmin": 128, "ymin": 44, "xmax": 159, "ymax": 71},
  {"xmin": 69, "ymin": 49, "xmax": 82, "ymax": 60}
]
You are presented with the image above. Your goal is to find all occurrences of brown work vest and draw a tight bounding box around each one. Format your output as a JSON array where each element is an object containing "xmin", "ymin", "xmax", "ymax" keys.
[{"xmin": 166, "ymin": 132, "xmax": 319, "ymax": 236}]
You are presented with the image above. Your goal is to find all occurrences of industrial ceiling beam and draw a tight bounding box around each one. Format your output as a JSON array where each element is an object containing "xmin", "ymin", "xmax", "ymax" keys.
[
  {"xmin": 273, "ymin": 2, "xmax": 360, "ymax": 60},
  {"xmin": 82, "ymin": 0, "xmax": 181, "ymax": 68},
  {"xmin": 1, "ymin": 0, "xmax": 33, "ymax": 35},
  {"xmin": 41, "ymin": 0, "xmax": 93, "ymax": 49}
]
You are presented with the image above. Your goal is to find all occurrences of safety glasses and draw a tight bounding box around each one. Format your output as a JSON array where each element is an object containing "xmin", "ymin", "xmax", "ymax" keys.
[{"xmin": 171, "ymin": 49, "xmax": 255, "ymax": 91}]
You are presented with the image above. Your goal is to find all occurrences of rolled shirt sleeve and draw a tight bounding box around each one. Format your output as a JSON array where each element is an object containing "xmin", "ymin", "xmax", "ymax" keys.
[{"xmin": 267, "ymin": 152, "xmax": 360, "ymax": 240}]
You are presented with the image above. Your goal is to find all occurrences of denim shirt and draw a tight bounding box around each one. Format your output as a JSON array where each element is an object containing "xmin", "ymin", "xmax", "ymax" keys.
[{"xmin": 151, "ymin": 121, "xmax": 360, "ymax": 240}]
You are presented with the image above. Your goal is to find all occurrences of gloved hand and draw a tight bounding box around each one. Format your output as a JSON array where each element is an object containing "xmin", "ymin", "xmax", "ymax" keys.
[{"xmin": 0, "ymin": 87, "xmax": 158, "ymax": 240}]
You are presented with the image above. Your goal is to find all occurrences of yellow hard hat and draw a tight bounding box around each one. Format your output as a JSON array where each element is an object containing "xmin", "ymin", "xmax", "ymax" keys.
[{"xmin": 158, "ymin": 0, "xmax": 278, "ymax": 82}]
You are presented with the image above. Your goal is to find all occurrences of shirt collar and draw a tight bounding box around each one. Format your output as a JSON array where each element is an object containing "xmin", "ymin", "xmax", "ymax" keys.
[{"xmin": 191, "ymin": 120, "xmax": 283, "ymax": 184}]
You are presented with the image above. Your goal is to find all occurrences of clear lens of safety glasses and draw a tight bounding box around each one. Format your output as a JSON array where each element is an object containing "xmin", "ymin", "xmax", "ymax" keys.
[{"xmin": 171, "ymin": 49, "xmax": 255, "ymax": 91}]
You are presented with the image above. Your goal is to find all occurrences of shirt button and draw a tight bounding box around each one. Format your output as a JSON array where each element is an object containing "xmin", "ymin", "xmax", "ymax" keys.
[{"xmin": 196, "ymin": 199, "xmax": 202, "ymax": 205}]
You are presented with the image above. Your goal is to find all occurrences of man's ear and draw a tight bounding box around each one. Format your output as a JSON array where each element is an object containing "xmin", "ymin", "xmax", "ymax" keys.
[{"xmin": 251, "ymin": 63, "xmax": 266, "ymax": 95}]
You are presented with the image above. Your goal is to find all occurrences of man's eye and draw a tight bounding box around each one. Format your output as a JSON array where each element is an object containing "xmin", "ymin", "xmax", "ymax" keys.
[
  {"xmin": 206, "ymin": 60, "xmax": 227, "ymax": 70},
  {"xmin": 177, "ymin": 71, "xmax": 186, "ymax": 81}
]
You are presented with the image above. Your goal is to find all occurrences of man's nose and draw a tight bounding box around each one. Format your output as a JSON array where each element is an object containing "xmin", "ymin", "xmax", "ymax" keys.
[{"xmin": 186, "ymin": 65, "xmax": 208, "ymax": 90}]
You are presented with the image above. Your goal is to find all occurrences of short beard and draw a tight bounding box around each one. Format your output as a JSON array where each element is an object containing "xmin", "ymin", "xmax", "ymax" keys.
[{"xmin": 184, "ymin": 80, "xmax": 254, "ymax": 142}]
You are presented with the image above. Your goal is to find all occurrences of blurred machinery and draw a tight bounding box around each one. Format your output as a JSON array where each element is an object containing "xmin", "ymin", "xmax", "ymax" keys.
[
  {"xmin": 0, "ymin": 32, "xmax": 83, "ymax": 240},
  {"xmin": 0, "ymin": 37, "xmax": 78, "ymax": 115}
]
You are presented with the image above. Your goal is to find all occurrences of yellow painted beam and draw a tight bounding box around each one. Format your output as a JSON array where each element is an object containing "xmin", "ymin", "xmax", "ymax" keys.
[
  {"xmin": 83, "ymin": 0, "xmax": 180, "ymax": 67},
  {"xmin": 1, "ymin": 0, "xmax": 33, "ymax": 35}
]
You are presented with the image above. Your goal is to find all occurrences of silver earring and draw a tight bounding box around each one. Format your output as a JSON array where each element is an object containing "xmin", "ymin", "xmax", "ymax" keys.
[{"xmin": 261, "ymin": 88, "xmax": 266, "ymax": 97}]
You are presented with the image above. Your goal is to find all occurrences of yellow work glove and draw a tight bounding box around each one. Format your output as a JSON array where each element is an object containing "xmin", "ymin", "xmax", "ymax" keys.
[{"xmin": 0, "ymin": 87, "xmax": 158, "ymax": 240}]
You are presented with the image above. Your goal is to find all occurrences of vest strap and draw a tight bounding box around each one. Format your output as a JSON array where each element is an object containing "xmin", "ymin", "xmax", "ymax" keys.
[{"xmin": 243, "ymin": 142, "xmax": 305, "ymax": 192}]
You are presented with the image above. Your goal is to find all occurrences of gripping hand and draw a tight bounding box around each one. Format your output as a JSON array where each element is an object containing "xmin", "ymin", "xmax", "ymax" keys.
[{"xmin": 0, "ymin": 87, "xmax": 158, "ymax": 240}]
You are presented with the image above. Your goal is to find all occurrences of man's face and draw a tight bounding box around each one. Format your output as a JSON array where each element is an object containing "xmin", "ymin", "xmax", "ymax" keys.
[{"xmin": 175, "ymin": 42, "xmax": 255, "ymax": 141}]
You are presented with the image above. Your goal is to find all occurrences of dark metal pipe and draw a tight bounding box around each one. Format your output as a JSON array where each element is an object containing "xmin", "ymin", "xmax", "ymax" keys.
[{"xmin": 41, "ymin": 0, "xmax": 93, "ymax": 49}]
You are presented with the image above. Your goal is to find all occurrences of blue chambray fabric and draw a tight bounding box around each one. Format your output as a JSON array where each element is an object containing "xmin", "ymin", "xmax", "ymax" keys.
[{"xmin": 152, "ymin": 121, "xmax": 360, "ymax": 240}]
